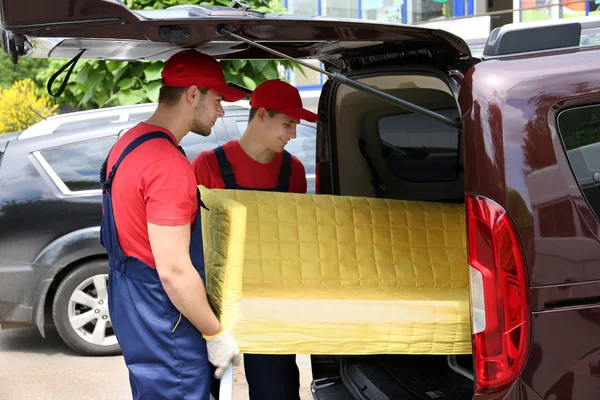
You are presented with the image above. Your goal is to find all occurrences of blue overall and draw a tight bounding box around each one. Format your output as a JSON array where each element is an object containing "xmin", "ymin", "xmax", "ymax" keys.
[
  {"xmin": 100, "ymin": 131, "xmax": 212, "ymax": 400},
  {"xmin": 213, "ymin": 145, "xmax": 301, "ymax": 400}
]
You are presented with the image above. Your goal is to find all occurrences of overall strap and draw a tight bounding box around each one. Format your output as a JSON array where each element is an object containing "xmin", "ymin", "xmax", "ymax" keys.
[
  {"xmin": 275, "ymin": 150, "xmax": 292, "ymax": 192},
  {"xmin": 212, "ymin": 146, "xmax": 238, "ymax": 189},
  {"xmin": 101, "ymin": 131, "xmax": 178, "ymax": 194}
]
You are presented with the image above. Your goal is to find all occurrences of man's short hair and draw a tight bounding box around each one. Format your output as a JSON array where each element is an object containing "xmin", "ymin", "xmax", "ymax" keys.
[
  {"xmin": 248, "ymin": 108, "xmax": 280, "ymax": 123},
  {"xmin": 158, "ymin": 86, "xmax": 209, "ymax": 106}
]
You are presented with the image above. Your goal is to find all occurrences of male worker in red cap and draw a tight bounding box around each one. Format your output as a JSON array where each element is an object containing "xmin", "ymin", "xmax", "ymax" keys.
[
  {"xmin": 99, "ymin": 50, "xmax": 247, "ymax": 400},
  {"xmin": 192, "ymin": 79, "xmax": 318, "ymax": 400}
]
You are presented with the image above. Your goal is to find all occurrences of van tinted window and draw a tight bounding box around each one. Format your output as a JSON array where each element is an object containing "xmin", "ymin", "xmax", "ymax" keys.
[
  {"xmin": 378, "ymin": 109, "xmax": 460, "ymax": 182},
  {"xmin": 557, "ymin": 104, "xmax": 600, "ymax": 221}
]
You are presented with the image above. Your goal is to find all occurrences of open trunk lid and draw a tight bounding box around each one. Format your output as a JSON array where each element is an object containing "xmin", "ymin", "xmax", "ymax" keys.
[{"xmin": 0, "ymin": 1, "xmax": 471, "ymax": 70}]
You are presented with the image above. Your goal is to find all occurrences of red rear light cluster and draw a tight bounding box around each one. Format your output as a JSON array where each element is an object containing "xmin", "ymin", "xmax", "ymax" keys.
[
  {"xmin": 315, "ymin": 163, "xmax": 320, "ymax": 194},
  {"xmin": 466, "ymin": 194, "xmax": 530, "ymax": 394}
]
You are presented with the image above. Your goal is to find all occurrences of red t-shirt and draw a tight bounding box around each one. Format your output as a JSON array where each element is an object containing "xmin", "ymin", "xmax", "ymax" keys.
[
  {"xmin": 105, "ymin": 122, "xmax": 198, "ymax": 268},
  {"xmin": 191, "ymin": 140, "xmax": 307, "ymax": 193}
]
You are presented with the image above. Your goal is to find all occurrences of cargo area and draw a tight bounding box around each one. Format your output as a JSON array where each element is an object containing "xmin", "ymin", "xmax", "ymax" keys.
[
  {"xmin": 312, "ymin": 70, "xmax": 474, "ymax": 399},
  {"xmin": 198, "ymin": 69, "xmax": 474, "ymax": 399}
]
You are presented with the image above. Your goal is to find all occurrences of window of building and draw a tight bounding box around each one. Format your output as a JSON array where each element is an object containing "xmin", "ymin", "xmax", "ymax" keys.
[
  {"xmin": 40, "ymin": 136, "xmax": 118, "ymax": 193},
  {"xmin": 557, "ymin": 103, "xmax": 600, "ymax": 222},
  {"xmin": 378, "ymin": 108, "xmax": 460, "ymax": 182},
  {"xmin": 411, "ymin": 0, "xmax": 455, "ymax": 23},
  {"xmin": 287, "ymin": 0, "xmax": 319, "ymax": 16},
  {"xmin": 322, "ymin": 0, "xmax": 359, "ymax": 18},
  {"xmin": 288, "ymin": 60, "xmax": 322, "ymax": 88},
  {"xmin": 363, "ymin": 0, "xmax": 405, "ymax": 22}
]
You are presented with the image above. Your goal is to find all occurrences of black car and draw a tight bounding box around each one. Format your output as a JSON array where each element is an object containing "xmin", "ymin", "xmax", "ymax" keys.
[{"xmin": 0, "ymin": 101, "xmax": 316, "ymax": 356}]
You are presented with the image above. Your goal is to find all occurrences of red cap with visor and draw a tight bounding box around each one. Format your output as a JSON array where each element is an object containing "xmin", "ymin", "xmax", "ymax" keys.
[
  {"xmin": 250, "ymin": 79, "xmax": 318, "ymax": 123},
  {"xmin": 161, "ymin": 50, "xmax": 247, "ymax": 102}
]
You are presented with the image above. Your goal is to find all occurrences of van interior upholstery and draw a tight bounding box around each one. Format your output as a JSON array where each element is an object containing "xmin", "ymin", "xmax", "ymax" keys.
[{"xmin": 334, "ymin": 74, "xmax": 464, "ymax": 203}]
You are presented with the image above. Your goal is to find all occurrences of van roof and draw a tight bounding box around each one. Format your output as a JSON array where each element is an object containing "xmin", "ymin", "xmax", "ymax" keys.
[{"xmin": 481, "ymin": 15, "xmax": 600, "ymax": 58}]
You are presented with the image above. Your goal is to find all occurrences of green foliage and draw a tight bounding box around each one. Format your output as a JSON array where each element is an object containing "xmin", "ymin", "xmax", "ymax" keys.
[
  {"xmin": 36, "ymin": 59, "xmax": 162, "ymax": 110},
  {"xmin": 0, "ymin": 53, "xmax": 48, "ymax": 90},
  {"xmin": 35, "ymin": 0, "xmax": 303, "ymax": 111}
]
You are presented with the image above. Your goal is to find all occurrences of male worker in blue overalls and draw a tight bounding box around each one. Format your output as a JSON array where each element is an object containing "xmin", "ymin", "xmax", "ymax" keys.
[
  {"xmin": 192, "ymin": 79, "xmax": 318, "ymax": 399},
  {"xmin": 99, "ymin": 50, "xmax": 247, "ymax": 400}
]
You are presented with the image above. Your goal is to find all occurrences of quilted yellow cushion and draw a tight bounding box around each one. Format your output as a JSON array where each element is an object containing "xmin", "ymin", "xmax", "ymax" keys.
[
  {"xmin": 235, "ymin": 285, "xmax": 471, "ymax": 355},
  {"xmin": 199, "ymin": 187, "xmax": 247, "ymax": 330},
  {"xmin": 199, "ymin": 187, "xmax": 471, "ymax": 355}
]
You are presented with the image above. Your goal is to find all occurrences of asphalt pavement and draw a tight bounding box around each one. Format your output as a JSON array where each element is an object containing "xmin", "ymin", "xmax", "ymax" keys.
[{"xmin": 0, "ymin": 326, "xmax": 313, "ymax": 400}]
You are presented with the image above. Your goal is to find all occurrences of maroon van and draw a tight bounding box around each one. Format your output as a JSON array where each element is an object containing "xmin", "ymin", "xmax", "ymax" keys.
[{"xmin": 1, "ymin": 1, "xmax": 600, "ymax": 398}]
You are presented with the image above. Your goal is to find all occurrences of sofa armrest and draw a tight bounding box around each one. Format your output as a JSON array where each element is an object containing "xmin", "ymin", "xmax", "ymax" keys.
[{"xmin": 199, "ymin": 186, "xmax": 247, "ymax": 331}]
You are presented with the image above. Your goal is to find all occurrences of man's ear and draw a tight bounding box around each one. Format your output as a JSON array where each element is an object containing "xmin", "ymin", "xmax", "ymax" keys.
[
  {"xmin": 256, "ymin": 107, "xmax": 268, "ymax": 122},
  {"xmin": 185, "ymin": 85, "xmax": 199, "ymax": 104}
]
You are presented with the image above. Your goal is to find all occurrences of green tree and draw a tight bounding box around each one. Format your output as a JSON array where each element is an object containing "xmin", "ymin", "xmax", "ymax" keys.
[
  {"xmin": 0, "ymin": 53, "xmax": 48, "ymax": 90},
  {"xmin": 36, "ymin": 0, "xmax": 302, "ymax": 111}
]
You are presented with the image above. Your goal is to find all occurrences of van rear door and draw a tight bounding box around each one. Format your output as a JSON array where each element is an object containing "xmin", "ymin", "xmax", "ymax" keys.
[{"xmin": 0, "ymin": 1, "xmax": 471, "ymax": 64}]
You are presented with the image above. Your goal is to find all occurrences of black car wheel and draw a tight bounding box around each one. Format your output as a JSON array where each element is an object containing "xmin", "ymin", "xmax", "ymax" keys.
[{"xmin": 52, "ymin": 260, "xmax": 121, "ymax": 356}]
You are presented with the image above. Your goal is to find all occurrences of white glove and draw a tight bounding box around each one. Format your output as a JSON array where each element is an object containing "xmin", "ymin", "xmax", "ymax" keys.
[{"xmin": 204, "ymin": 329, "xmax": 242, "ymax": 379}]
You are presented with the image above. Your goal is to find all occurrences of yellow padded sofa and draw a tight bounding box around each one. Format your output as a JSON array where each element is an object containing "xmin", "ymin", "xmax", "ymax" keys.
[{"xmin": 199, "ymin": 186, "xmax": 471, "ymax": 356}]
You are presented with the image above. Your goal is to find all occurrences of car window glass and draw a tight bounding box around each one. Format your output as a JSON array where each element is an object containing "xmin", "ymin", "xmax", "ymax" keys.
[
  {"xmin": 179, "ymin": 128, "xmax": 220, "ymax": 162},
  {"xmin": 378, "ymin": 109, "xmax": 460, "ymax": 182},
  {"xmin": 41, "ymin": 136, "xmax": 118, "ymax": 192},
  {"xmin": 557, "ymin": 104, "xmax": 600, "ymax": 222}
]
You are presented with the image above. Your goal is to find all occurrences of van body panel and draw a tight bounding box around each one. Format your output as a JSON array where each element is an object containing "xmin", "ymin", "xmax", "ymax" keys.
[
  {"xmin": 460, "ymin": 47, "xmax": 600, "ymax": 288},
  {"xmin": 460, "ymin": 45, "xmax": 600, "ymax": 399},
  {"xmin": 520, "ymin": 305, "xmax": 600, "ymax": 398}
]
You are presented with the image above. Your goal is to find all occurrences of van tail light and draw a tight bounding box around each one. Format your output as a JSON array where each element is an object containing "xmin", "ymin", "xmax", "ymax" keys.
[
  {"xmin": 315, "ymin": 163, "xmax": 320, "ymax": 194},
  {"xmin": 466, "ymin": 194, "xmax": 530, "ymax": 394}
]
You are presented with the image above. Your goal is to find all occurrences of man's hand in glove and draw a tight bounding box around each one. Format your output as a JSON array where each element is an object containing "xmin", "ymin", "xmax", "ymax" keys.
[{"xmin": 203, "ymin": 329, "xmax": 242, "ymax": 379}]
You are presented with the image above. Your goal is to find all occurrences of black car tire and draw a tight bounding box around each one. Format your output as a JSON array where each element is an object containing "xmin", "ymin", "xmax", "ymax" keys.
[{"xmin": 52, "ymin": 260, "xmax": 121, "ymax": 356}]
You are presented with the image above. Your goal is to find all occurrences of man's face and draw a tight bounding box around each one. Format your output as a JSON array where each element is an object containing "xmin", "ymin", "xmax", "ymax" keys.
[
  {"xmin": 258, "ymin": 110, "xmax": 299, "ymax": 153},
  {"xmin": 190, "ymin": 89, "xmax": 224, "ymax": 137}
]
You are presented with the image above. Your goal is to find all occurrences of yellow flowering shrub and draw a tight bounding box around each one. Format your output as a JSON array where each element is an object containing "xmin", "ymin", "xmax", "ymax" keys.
[{"xmin": 0, "ymin": 78, "xmax": 58, "ymax": 134}]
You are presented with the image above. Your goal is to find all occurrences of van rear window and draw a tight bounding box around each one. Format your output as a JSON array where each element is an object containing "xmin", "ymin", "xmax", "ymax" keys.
[
  {"xmin": 557, "ymin": 104, "xmax": 600, "ymax": 221},
  {"xmin": 378, "ymin": 109, "xmax": 460, "ymax": 182}
]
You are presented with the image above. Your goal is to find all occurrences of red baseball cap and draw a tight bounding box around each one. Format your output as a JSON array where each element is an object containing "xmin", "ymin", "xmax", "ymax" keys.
[
  {"xmin": 161, "ymin": 50, "xmax": 247, "ymax": 102},
  {"xmin": 250, "ymin": 79, "xmax": 318, "ymax": 123}
]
